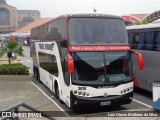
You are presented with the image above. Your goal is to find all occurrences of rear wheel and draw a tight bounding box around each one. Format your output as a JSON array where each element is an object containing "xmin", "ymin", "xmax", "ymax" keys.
[{"xmin": 35, "ymin": 69, "xmax": 41, "ymax": 83}]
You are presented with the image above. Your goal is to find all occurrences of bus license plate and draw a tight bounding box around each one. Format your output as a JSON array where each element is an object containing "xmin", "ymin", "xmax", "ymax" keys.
[{"xmin": 100, "ymin": 101, "xmax": 111, "ymax": 106}]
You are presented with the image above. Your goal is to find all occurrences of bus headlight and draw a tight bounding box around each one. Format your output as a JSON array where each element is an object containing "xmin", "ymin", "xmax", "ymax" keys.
[
  {"xmin": 127, "ymin": 88, "xmax": 130, "ymax": 92},
  {"xmin": 121, "ymin": 87, "xmax": 133, "ymax": 94},
  {"xmin": 86, "ymin": 93, "xmax": 89, "ymax": 96},
  {"xmin": 82, "ymin": 92, "xmax": 86, "ymax": 96},
  {"xmin": 73, "ymin": 90, "xmax": 91, "ymax": 97},
  {"xmin": 78, "ymin": 91, "xmax": 82, "ymax": 95},
  {"xmin": 130, "ymin": 87, "xmax": 133, "ymax": 90},
  {"xmin": 74, "ymin": 90, "xmax": 77, "ymax": 94}
]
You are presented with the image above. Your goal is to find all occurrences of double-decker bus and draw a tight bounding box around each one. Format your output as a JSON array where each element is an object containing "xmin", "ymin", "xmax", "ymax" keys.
[
  {"xmin": 30, "ymin": 13, "xmax": 144, "ymax": 108},
  {"xmin": 127, "ymin": 23, "xmax": 160, "ymax": 92}
]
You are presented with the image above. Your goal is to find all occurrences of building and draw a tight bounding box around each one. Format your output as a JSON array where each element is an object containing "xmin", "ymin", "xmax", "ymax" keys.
[
  {"xmin": 17, "ymin": 10, "xmax": 40, "ymax": 27},
  {"xmin": 0, "ymin": 0, "xmax": 40, "ymax": 33},
  {"xmin": 16, "ymin": 18, "xmax": 52, "ymax": 34},
  {"xmin": 0, "ymin": 0, "xmax": 17, "ymax": 33}
]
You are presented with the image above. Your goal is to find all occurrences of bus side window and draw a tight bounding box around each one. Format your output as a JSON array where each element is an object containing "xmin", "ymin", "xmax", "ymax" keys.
[
  {"xmin": 64, "ymin": 53, "xmax": 70, "ymax": 86},
  {"xmin": 146, "ymin": 32, "xmax": 154, "ymax": 50},
  {"xmin": 128, "ymin": 33, "xmax": 134, "ymax": 48},
  {"xmin": 54, "ymin": 19, "xmax": 67, "ymax": 41},
  {"xmin": 133, "ymin": 33, "xmax": 139, "ymax": 49},
  {"xmin": 138, "ymin": 32, "xmax": 145, "ymax": 50},
  {"xmin": 153, "ymin": 31, "xmax": 158, "ymax": 50},
  {"xmin": 157, "ymin": 32, "xmax": 160, "ymax": 51}
]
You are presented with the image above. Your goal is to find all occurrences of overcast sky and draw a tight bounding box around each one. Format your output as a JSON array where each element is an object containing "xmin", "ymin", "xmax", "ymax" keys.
[{"xmin": 7, "ymin": 0, "xmax": 160, "ymax": 18}]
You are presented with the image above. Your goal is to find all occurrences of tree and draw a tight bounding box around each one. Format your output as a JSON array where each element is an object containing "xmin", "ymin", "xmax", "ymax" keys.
[
  {"xmin": 0, "ymin": 40, "xmax": 24, "ymax": 64},
  {"xmin": 134, "ymin": 19, "xmax": 149, "ymax": 25}
]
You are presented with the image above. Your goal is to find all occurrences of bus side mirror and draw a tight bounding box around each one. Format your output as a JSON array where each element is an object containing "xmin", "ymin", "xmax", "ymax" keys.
[
  {"xmin": 67, "ymin": 53, "xmax": 74, "ymax": 74},
  {"xmin": 133, "ymin": 51, "xmax": 144, "ymax": 70}
]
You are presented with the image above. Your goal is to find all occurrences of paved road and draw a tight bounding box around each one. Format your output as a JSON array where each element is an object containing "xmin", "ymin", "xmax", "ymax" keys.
[
  {"xmin": 0, "ymin": 75, "xmax": 159, "ymax": 120},
  {"xmin": 32, "ymin": 76, "xmax": 155, "ymax": 117}
]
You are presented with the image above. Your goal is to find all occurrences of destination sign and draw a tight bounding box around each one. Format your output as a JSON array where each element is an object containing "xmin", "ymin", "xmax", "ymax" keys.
[
  {"xmin": 39, "ymin": 43, "xmax": 55, "ymax": 50},
  {"xmin": 69, "ymin": 45, "xmax": 131, "ymax": 51}
]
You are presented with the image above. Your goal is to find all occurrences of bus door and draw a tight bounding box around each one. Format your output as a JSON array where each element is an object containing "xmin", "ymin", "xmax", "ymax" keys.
[{"xmin": 61, "ymin": 51, "xmax": 72, "ymax": 107}]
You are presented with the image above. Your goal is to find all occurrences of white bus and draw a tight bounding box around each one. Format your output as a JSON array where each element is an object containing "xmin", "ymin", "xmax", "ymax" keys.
[{"xmin": 30, "ymin": 13, "xmax": 144, "ymax": 108}]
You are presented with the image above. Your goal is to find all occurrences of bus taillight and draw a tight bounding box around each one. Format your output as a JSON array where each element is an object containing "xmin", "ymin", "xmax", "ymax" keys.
[{"xmin": 67, "ymin": 53, "xmax": 74, "ymax": 74}]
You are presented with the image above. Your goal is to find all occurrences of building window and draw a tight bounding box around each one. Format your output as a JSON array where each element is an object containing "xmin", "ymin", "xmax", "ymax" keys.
[{"xmin": 0, "ymin": 8, "xmax": 10, "ymax": 25}]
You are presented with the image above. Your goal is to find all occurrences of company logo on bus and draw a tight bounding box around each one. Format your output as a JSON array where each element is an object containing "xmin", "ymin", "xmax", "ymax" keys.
[
  {"xmin": 69, "ymin": 45, "xmax": 131, "ymax": 51},
  {"xmin": 39, "ymin": 43, "xmax": 55, "ymax": 50}
]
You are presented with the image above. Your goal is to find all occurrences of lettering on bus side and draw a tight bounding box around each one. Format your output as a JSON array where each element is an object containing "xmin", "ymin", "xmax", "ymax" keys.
[
  {"xmin": 39, "ymin": 43, "xmax": 55, "ymax": 51},
  {"xmin": 78, "ymin": 87, "xmax": 86, "ymax": 90}
]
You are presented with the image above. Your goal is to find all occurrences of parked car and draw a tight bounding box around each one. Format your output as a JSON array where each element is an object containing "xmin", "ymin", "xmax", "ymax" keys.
[{"xmin": 11, "ymin": 53, "xmax": 17, "ymax": 59}]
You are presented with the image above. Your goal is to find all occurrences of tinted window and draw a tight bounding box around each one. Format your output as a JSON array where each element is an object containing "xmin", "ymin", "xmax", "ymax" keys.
[
  {"xmin": 133, "ymin": 33, "xmax": 139, "ymax": 49},
  {"xmin": 38, "ymin": 52, "xmax": 58, "ymax": 77},
  {"xmin": 146, "ymin": 32, "xmax": 154, "ymax": 50},
  {"xmin": 128, "ymin": 31, "xmax": 160, "ymax": 51},
  {"xmin": 69, "ymin": 18, "xmax": 128, "ymax": 45},
  {"xmin": 72, "ymin": 52, "xmax": 132, "ymax": 85},
  {"xmin": 54, "ymin": 19, "xmax": 67, "ymax": 40},
  {"xmin": 157, "ymin": 32, "xmax": 160, "ymax": 50}
]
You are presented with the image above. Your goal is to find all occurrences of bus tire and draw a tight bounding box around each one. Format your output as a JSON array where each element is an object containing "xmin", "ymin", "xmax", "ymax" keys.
[
  {"xmin": 55, "ymin": 84, "xmax": 63, "ymax": 104},
  {"xmin": 35, "ymin": 69, "xmax": 41, "ymax": 83}
]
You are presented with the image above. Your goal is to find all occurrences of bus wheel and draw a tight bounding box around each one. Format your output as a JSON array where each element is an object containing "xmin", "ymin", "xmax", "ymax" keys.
[
  {"xmin": 35, "ymin": 69, "xmax": 41, "ymax": 83},
  {"xmin": 55, "ymin": 85, "xmax": 63, "ymax": 104}
]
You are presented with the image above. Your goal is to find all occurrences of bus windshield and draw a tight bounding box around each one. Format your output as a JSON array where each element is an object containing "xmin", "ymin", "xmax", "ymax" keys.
[
  {"xmin": 69, "ymin": 18, "xmax": 128, "ymax": 45},
  {"xmin": 72, "ymin": 51, "xmax": 132, "ymax": 85}
]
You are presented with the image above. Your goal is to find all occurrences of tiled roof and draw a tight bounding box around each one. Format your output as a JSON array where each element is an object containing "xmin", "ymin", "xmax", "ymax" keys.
[
  {"xmin": 128, "ymin": 14, "xmax": 148, "ymax": 21},
  {"xmin": 16, "ymin": 18, "xmax": 52, "ymax": 33}
]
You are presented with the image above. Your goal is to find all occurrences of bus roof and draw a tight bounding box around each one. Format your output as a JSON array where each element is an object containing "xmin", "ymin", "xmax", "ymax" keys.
[
  {"xmin": 31, "ymin": 13, "xmax": 122, "ymax": 31},
  {"xmin": 67, "ymin": 13, "xmax": 121, "ymax": 19},
  {"xmin": 126, "ymin": 23, "xmax": 160, "ymax": 30}
]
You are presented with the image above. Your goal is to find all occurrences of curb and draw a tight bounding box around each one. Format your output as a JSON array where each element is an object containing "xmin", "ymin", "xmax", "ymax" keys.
[{"xmin": 0, "ymin": 58, "xmax": 21, "ymax": 61}]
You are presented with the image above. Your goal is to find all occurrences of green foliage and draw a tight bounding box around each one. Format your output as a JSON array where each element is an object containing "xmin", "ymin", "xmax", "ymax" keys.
[
  {"xmin": 0, "ymin": 63, "xmax": 29, "ymax": 75},
  {"xmin": 140, "ymin": 19, "xmax": 148, "ymax": 24},
  {"xmin": 134, "ymin": 19, "xmax": 149, "ymax": 25},
  {"xmin": 0, "ymin": 41, "xmax": 24, "ymax": 64}
]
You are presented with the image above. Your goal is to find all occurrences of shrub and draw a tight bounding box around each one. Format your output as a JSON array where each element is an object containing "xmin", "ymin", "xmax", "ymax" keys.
[{"xmin": 0, "ymin": 63, "xmax": 29, "ymax": 75}]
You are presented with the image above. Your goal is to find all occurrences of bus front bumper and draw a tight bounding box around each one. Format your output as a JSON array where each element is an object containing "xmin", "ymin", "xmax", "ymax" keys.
[{"xmin": 70, "ymin": 92, "xmax": 133, "ymax": 107}]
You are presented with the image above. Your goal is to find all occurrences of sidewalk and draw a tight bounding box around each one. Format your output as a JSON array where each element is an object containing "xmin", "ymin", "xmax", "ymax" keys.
[{"xmin": 0, "ymin": 75, "xmax": 63, "ymax": 119}]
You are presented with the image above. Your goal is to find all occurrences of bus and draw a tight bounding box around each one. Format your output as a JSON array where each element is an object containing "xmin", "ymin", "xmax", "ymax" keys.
[
  {"xmin": 30, "ymin": 13, "xmax": 144, "ymax": 108},
  {"xmin": 127, "ymin": 23, "xmax": 160, "ymax": 92}
]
